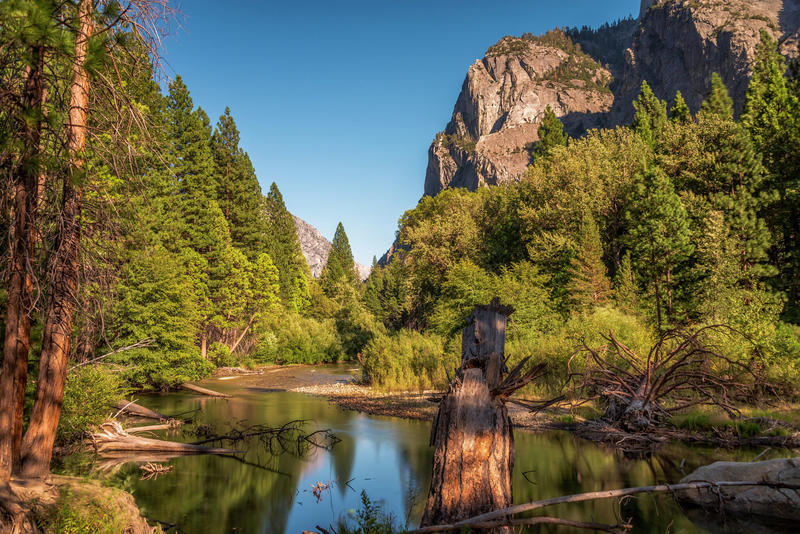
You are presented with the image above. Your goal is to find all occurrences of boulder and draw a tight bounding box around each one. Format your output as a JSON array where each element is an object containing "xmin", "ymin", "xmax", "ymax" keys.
[{"xmin": 677, "ymin": 457, "xmax": 800, "ymax": 521}]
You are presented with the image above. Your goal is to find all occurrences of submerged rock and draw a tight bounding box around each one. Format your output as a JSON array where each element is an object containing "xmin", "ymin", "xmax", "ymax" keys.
[{"xmin": 677, "ymin": 457, "xmax": 800, "ymax": 524}]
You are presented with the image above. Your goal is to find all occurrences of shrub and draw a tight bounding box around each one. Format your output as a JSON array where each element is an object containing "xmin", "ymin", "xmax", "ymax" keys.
[
  {"xmin": 58, "ymin": 366, "xmax": 127, "ymax": 444},
  {"xmin": 208, "ymin": 341, "xmax": 235, "ymax": 367},
  {"xmin": 361, "ymin": 330, "xmax": 456, "ymax": 391},
  {"xmin": 506, "ymin": 306, "xmax": 655, "ymax": 396},
  {"xmin": 268, "ymin": 313, "xmax": 343, "ymax": 364},
  {"xmin": 108, "ymin": 347, "xmax": 214, "ymax": 390}
]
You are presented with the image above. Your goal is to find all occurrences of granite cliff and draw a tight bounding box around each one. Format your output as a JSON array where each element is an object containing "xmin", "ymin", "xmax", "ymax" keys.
[
  {"xmin": 293, "ymin": 215, "xmax": 371, "ymax": 281},
  {"xmin": 425, "ymin": 0, "xmax": 800, "ymax": 196}
]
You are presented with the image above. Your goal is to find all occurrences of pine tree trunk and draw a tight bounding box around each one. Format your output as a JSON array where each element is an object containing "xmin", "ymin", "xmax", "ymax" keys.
[
  {"xmin": 200, "ymin": 331, "xmax": 208, "ymax": 360},
  {"xmin": 421, "ymin": 300, "xmax": 514, "ymax": 533},
  {"xmin": 0, "ymin": 46, "xmax": 45, "ymax": 481},
  {"xmin": 19, "ymin": 0, "xmax": 93, "ymax": 478}
]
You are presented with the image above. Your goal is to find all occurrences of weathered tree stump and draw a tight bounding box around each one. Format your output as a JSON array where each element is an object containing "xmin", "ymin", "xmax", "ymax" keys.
[{"xmin": 421, "ymin": 298, "xmax": 516, "ymax": 533}]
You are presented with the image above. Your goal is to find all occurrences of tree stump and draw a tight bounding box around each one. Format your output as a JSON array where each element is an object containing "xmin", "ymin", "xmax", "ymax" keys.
[{"xmin": 421, "ymin": 298, "xmax": 515, "ymax": 533}]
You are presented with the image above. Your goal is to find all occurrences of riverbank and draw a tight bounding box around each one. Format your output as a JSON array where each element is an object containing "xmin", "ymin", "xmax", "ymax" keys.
[
  {"xmin": 207, "ymin": 364, "xmax": 800, "ymax": 452},
  {"xmin": 0, "ymin": 475, "xmax": 158, "ymax": 534}
]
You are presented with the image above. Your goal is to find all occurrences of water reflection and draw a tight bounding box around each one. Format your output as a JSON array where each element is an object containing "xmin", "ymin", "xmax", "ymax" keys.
[{"xmin": 59, "ymin": 370, "xmax": 790, "ymax": 533}]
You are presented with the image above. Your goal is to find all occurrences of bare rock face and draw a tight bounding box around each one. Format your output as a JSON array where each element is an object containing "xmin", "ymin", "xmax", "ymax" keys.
[
  {"xmin": 425, "ymin": 0, "xmax": 800, "ymax": 197},
  {"xmin": 425, "ymin": 34, "xmax": 614, "ymax": 196},
  {"xmin": 292, "ymin": 215, "xmax": 370, "ymax": 281},
  {"xmin": 614, "ymin": 0, "xmax": 800, "ymax": 122}
]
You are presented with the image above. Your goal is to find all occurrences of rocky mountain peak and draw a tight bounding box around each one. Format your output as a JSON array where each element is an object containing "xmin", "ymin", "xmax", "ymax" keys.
[
  {"xmin": 425, "ymin": 29, "xmax": 615, "ymax": 196},
  {"xmin": 424, "ymin": 0, "xmax": 800, "ymax": 197}
]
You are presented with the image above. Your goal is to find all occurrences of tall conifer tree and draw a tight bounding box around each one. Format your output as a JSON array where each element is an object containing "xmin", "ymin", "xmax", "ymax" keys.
[
  {"xmin": 626, "ymin": 166, "xmax": 693, "ymax": 328},
  {"xmin": 321, "ymin": 222, "xmax": 358, "ymax": 295},
  {"xmin": 211, "ymin": 107, "xmax": 267, "ymax": 257},
  {"xmin": 532, "ymin": 106, "xmax": 567, "ymax": 160},
  {"xmin": 633, "ymin": 80, "xmax": 668, "ymax": 147},
  {"xmin": 264, "ymin": 182, "xmax": 311, "ymax": 312},
  {"xmin": 566, "ymin": 213, "xmax": 612, "ymax": 311}
]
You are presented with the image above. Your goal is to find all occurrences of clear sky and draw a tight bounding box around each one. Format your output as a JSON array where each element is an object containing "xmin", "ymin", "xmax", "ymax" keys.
[{"xmin": 161, "ymin": 0, "xmax": 640, "ymax": 265}]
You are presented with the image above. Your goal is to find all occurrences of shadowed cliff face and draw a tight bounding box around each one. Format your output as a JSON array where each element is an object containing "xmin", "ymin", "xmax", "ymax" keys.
[{"xmin": 424, "ymin": 0, "xmax": 800, "ymax": 197}]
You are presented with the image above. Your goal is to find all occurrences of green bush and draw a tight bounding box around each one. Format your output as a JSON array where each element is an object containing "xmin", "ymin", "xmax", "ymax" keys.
[
  {"xmin": 58, "ymin": 366, "xmax": 127, "ymax": 444},
  {"xmin": 361, "ymin": 330, "xmax": 456, "ymax": 391},
  {"xmin": 266, "ymin": 313, "xmax": 343, "ymax": 364},
  {"xmin": 208, "ymin": 341, "xmax": 235, "ymax": 367},
  {"xmin": 108, "ymin": 347, "xmax": 214, "ymax": 390},
  {"xmin": 506, "ymin": 306, "xmax": 655, "ymax": 396}
]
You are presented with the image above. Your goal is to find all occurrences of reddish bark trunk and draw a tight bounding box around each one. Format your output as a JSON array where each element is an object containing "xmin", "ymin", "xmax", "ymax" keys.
[
  {"xmin": 0, "ymin": 46, "xmax": 45, "ymax": 481},
  {"xmin": 421, "ymin": 300, "xmax": 515, "ymax": 533},
  {"xmin": 19, "ymin": 0, "xmax": 93, "ymax": 478}
]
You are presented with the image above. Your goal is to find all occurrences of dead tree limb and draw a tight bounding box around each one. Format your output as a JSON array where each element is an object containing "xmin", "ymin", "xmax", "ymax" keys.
[
  {"xmin": 113, "ymin": 400, "xmax": 168, "ymax": 420},
  {"xmin": 68, "ymin": 338, "xmax": 155, "ymax": 371},
  {"xmin": 407, "ymin": 480, "xmax": 800, "ymax": 533},
  {"xmin": 90, "ymin": 421, "xmax": 242, "ymax": 455},
  {"xmin": 569, "ymin": 325, "xmax": 765, "ymax": 431},
  {"xmin": 180, "ymin": 383, "xmax": 230, "ymax": 398}
]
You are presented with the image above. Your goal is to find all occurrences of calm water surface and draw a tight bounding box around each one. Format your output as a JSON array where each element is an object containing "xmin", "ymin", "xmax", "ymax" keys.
[{"xmin": 60, "ymin": 365, "xmax": 792, "ymax": 533}]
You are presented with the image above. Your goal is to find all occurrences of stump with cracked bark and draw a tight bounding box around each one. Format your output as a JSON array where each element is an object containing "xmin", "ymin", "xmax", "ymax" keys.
[{"xmin": 422, "ymin": 298, "xmax": 524, "ymax": 534}]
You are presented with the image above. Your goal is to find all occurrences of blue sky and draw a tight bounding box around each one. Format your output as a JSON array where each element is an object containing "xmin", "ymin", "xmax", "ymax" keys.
[{"xmin": 162, "ymin": 0, "xmax": 640, "ymax": 265}]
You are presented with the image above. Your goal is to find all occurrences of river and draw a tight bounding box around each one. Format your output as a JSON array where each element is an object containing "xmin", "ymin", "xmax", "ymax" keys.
[{"xmin": 59, "ymin": 365, "xmax": 793, "ymax": 533}]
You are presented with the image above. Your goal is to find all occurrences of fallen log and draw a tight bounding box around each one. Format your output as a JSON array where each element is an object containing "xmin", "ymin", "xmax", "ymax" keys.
[
  {"xmin": 91, "ymin": 421, "xmax": 241, "ymax": 455},
  {"xmin": 406, "ymin": 480, "xmax": 800, "ymax": 533},
  {"xmin": 114, "ymin": 400, "xmax": 168, "ymax": 420},
  {"xmin": 126, "ymin": 420, "xmax": 183, "ymax": 433},
  {"xmin": 180, "ymin": 382, "xmax": 230, "ymax": 398}
]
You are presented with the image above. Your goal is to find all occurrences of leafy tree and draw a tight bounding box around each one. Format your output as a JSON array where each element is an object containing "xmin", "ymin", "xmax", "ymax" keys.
[
  {"xmin": 264, "ymin": 182, "xmax": 311, "ymax": 312},
  {"xmin": 531, "ymin": 105, "xmax": 567, "ymax": 159},
  {"xmin": 320, "ymin": 222, "xmax": 358, "ymax": 295},
  {"xmin": 632, "ymin": 80, "xmax": 668, "ymax": 147},
  {"xmin": 626, "ymin": 166, "xmax": 694, "ymax": 328},
  {"xmin": 567, "ymin": 213, "xmax": 612, "ymax": 311}
]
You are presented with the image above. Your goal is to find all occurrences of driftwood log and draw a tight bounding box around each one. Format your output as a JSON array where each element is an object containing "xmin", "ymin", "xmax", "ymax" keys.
[
  {"xmin": 421, "ymin": 298, "xmax": 545, "ymax": 533},
  {"xmin": 114, "ymin": 400, "xmax": 168, "ymax": 420},
  {"xmin": 90, "ymin": 421, "xmax": 241, "ymax": 455},
  {"xmin": 180, "ymin": 382, "xmax": 230, "ymax": 398}
]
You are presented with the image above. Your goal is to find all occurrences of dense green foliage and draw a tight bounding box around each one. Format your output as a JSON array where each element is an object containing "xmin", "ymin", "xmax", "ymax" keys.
[{"xmin": 363, "ymin": 32, "xmax": 800, "ymax": 393}]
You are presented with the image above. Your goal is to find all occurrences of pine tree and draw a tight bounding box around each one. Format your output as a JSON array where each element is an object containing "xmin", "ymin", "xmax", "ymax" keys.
[
  {"xmin": 264, "ymin": 182, "xmax": 311, "ymax": 312},
  {"xmin": 669, "ymin": 91, "xmax": 691, "ymax": 124},
  {"xmin": 320, "ymin": 222, "xmax": 358, "ymax": 296},
  {"xmin": 164, "ymin": 76, "xmax": 216, "ymax": 198},
  {"xmin": 566, "ymin": 213, "xmax": 612, "ymax": 311},
  {"xmin": 211, "ymin": 107, "xmax": 267, "ymax": 257},
  {"xmin": 614, "ymin": 251, "xmax": 640, "ymax": 315},
  {"xmin": 626, "ymin": 166, "xmax": 694, "ymax": 328},
  {"xmin": 363, "ymin": 257, "xmax": 383, "ymax": 317},
  {"xmin": 699, "ymin": 73, "xmax": 734, "ymax": 120},
  {"xmin": 695, "ymin": 101, "xmax": 771, "ymax": 278},
  {"xmin": 633, "ymin": 80, "xmax": 668, "ymax": 147},
  {"xmin": 742, "ymin": 30, "xmax": 800, "ymax": 316},
  {"xmin": 532, "ymin": 106, "xmax": 567, "ymax": 160}
]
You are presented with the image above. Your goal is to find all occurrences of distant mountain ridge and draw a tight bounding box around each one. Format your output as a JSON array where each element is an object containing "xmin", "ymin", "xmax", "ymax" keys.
[
  {"xmin": 293, "ymin": 215, "xmax": 371, "ymax": 281},
  {"xmin": 424, "ymin": 0, "xmax": 800, "ymax": 196}
]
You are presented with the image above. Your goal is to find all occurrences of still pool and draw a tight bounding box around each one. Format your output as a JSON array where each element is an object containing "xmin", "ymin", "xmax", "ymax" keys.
[{"xmin": 58, "ymin": 366, "xmax": 793, "ymax": 533}]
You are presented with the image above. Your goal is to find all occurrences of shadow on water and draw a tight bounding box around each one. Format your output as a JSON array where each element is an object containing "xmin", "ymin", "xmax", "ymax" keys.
[{"xmin": 57, "ymin": 367, "xmax": 793, "ymax": 533}]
